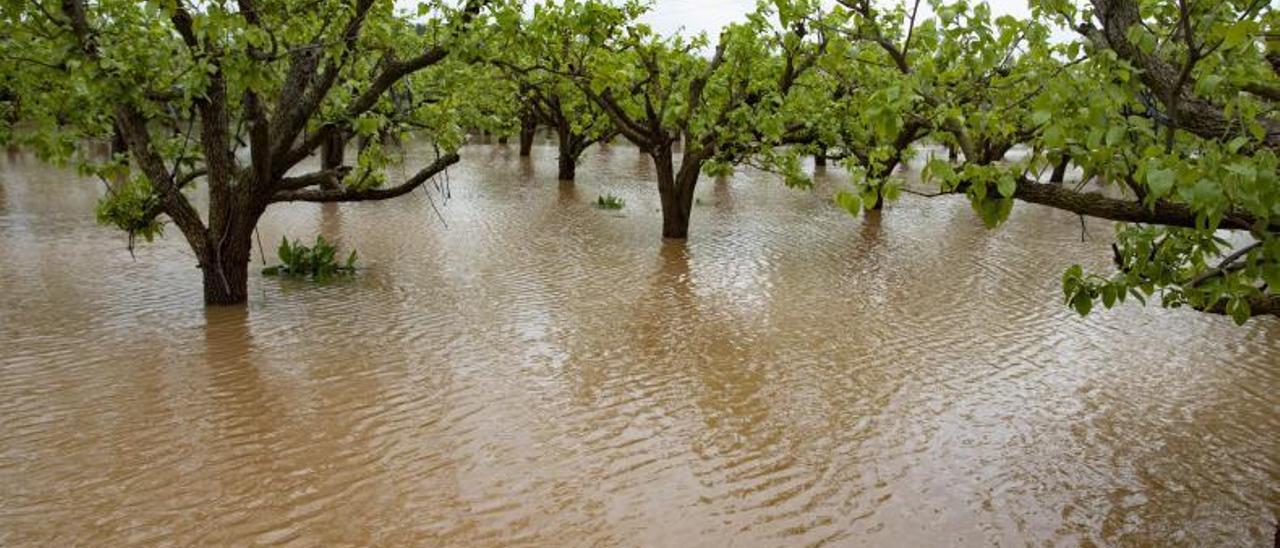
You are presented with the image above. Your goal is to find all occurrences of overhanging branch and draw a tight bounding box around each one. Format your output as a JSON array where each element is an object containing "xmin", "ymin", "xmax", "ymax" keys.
[{"xmin": 269, "ymin": 153, "xmax": 459, "ymax": 203}]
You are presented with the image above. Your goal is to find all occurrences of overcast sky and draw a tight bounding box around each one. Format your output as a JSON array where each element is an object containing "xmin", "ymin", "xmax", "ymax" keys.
[
  {"xmin": 394, "ymin": 0, "xmax": 1043, "ymax": 38},
  {"xmin": 635, "ymin": 0, "xmax": 1036, "ymax": 38}
]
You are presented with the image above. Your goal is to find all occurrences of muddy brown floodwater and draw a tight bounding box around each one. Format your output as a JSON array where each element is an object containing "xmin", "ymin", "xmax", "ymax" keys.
[{"xmin": 0, "ymin": 139, "xmax": 1277, "ymax": 547}]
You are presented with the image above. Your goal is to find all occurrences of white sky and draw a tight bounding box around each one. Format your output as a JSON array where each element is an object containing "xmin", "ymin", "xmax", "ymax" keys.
[
  {"xmin": 393, "ymin": 0, "xmax": 1044, "ymax": 38},
  {"xmin": 635, "ymin": 0, "xmax": 1037, "ymax": 38}
]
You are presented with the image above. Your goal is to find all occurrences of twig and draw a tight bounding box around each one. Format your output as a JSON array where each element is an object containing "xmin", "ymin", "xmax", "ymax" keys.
[{"xmin": 1187, "ymin": 241, "xmax": 1262, "ymax": 287}]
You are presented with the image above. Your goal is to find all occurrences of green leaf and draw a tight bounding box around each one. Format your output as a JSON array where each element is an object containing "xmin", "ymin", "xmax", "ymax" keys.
[
  {"xmin": 1224, "ymin": 162, "xmax": 1256, "ymax": 181},
  {"xmin": 1226, "ymin": 298, "xmax": 1250, "ymax": 326},
  {"xmin": 1146, "ymin": 166, "xmax": 1176, "ymax": 199},
  {"xmin": 1072, "ymin": 291, "xmax": 1093, "ymax": 316},
  {"xmin": 834, "ymin": 191, "xmax": 861, "ymax": 216},
  {"xmin": 1105, "ymin": 125, "xmax": 1125, "ymax": 146},
  {"xmin": 996, "ymin": 175, "xmax": 1016, "ymax": 199},
  {"xmin": 278, "ymin": 237, "xmax": 292, "ymax": 264}
]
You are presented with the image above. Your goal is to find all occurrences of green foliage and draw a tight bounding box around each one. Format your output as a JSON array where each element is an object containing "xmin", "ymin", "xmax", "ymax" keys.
[
  {"xmin": 596, "ymin": 193, "xmax": 625, "ymax": 209},
  {"xmin": 94, "ymin": 175, "xmax": 164, "ymax": 242},
  {"xmin": 806, "ymin": 0, "xmax": 1279, "ymax": 323},
  {"xmin": 262, "ymin": 236, "xmax": 358, "ymax": 279}
]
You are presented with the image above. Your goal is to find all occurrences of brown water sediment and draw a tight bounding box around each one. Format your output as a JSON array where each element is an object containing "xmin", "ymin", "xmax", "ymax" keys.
[{"xmin": 0, "ymin": 141, "xmax": 1276, "ymax": 546}]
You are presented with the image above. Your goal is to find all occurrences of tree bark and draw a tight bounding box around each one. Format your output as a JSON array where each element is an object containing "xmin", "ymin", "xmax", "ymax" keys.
[
  {"xmin": 555, "ymin": 125, "xmax": 581, "ymax": 180},
  {"xmin": 110, "ymin": 125, "xmax": 128, "ymax": 157},
  {"xmin": 653, "ymin": 143, "xmax": 699, "ymax": 239},
  {"xmin": 320, "ymin": 132, "xmax": 345, "ymax": 190},
  {"xmin": 198, "ymin": 205, "xmax": 259, "ymax": 305},
  {"xmin": 557, "ymin": 149, "xmax": 576, "ymax": 181},
  {"xmin": 201, "ymin": 248, "xmax": 250, "ymax": 305},
  {"xmin": 1084, "ymin": 0, "xmax": 1280, "ymax": 148},
  {"xmin": 1049, "ymin": 155, "xmax": 1070, "ymax": 183},
  {"xmin": 814, "ymin": 152, "xmax": 827, "ymax": 168},
  {"xmin": 519, "ymin": 116, "xmax": 536, "ymax": 157}
]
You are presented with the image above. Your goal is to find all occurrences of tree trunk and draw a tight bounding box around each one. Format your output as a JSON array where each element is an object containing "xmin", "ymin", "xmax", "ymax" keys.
[
  {"xmin": 498, "ymin": 135, "xmax": 509, "ymax": 145},
  {"xmin": 110, "ymin": 125, "xmax": 129, "ymax": 157},
  {"xmin": 1050, "ymin": 155, "xmax": 1070, "ymax": 183},
  {"xmin": 198, "ymin": 197, "xmax": 261, "ymax": 306},
  {"xmin": 519, "ymin": 117, "xmax": 536, "ymax": 157},
  {"xmin": 200, "ymin": 228, "xmax": 253, "ymax": 306},
  {"xmin": 557, "ymin": 150, "xmax": 576, "ymax": 180},
  {"xmin": 814, "ymin": 151, "xmax": 826, "ymax": 168},
  {"xmin": 202, "ymin": 253, "xmax": 250, "ymax": 305},
  {"xmin": 653, "ymin": 144, "xmax": 698, "ymax": 239},
  {"xmin": 321, "ymin": 133, "xmax": 345, "ymax": 189},
  {"xmin": 555, "ymin": 126, "xmax": 578, "ymax": 181}
]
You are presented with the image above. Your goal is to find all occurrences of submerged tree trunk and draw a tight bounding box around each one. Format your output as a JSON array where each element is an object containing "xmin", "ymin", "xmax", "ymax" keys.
[
  {"xmin": 555, "ymin": 126, "xmax": 587, "ymax": 181},
  {"xmin": 201, "ymin": 251, "xmax": 250, "ymax": 305},
  {"xmin": 557, "ymin": 150, "xmax": 576, "ymax": 180},
  {"xmin": 653, "ymin": 143, "xmax": 699, "ymax": 239},
  {"xmin": 198, "ymin": 216, "xmax": 257, "ymax": 306},
  {"xmin": 519, "ymin": 116, "xmax": 536, "ymax": 157},
  {"xmin": 195, "ymin": 179, "xmax": 268, "ymax": 306}
]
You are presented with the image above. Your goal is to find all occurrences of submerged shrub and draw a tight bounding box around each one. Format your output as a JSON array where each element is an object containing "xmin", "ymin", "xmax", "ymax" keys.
[
  {"xmin": 262, "ymin": 236, "xmax": 358, "ymax": 278},
  {"xmin": 596, "ymin": 194, "xmax": 624, "ymax": 210}
]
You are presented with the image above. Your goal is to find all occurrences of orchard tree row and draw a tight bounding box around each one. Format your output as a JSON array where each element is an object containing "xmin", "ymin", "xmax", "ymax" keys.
[{"xmin": 0, "ymin": 0, "xmax": 1276, "ymax": 324}]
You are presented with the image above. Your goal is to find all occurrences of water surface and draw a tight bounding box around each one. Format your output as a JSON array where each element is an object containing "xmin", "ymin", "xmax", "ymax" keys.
[{"xmin": 0, "ymin": 141, "xmax": 1277, "ymax": 546}]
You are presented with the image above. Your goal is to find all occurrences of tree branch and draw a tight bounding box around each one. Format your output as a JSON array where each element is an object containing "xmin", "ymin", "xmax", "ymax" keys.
[
  {"xmin": 1081, "ymin": 0, "xmax": 1280, "ymax": 149},
  {"xmin": 270, "ymin": 153, "xmax": 459, "ymax": 203},
  {"xmin": 1009, "ymin": 178, "xmax": 1268, "ymax": 231},
  {"xmin": 277, "ymin": 167, "xmax": 352, "ymax": 191}
]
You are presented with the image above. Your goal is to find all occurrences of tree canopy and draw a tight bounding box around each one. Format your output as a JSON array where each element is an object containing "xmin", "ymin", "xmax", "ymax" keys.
[{"xmin": 0, "ymin": 0, "xmax": 1276, "ymax": 322}]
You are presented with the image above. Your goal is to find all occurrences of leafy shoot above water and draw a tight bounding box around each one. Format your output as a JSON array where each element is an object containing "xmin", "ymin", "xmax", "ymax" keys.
[
  {"xmin": 262, "ymin": 236, "xmax": 358, "ymax": 279},
  {"xmin": 596, "ymin": 194, "xmax": 625, "ymax": 210}
]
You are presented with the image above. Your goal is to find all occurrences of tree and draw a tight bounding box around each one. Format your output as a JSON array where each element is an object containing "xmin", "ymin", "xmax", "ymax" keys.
[
  {"xmin": 0, "ymin": 0, "xmax": 493, "ymax": 305},
  {"xmin": 810, "ymin": 0, "xmax": 1278, "ymax": 321},
  {"xmin": 490, "ymin": 2, "xmax": 619, "ymax": 180},
  {"xmin": 563, "ymin": 0, "xmax": 827, "ymax": 238}
]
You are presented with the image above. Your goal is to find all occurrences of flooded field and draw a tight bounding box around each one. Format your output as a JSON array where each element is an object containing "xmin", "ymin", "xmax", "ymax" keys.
[{"xmin": 0, "ymin": 141, "xmax": 1277, "ymax": 546}]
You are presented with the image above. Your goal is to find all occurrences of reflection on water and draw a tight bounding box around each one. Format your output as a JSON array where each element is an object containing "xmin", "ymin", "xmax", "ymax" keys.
[{"xmin": 0, "ymin": 142, "xmax": 1277, "ymax": 546}]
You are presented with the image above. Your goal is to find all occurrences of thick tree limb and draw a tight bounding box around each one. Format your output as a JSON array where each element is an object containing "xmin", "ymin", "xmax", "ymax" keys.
[
  {"xmin": 585, "ymin": 88, "xmax": 654, "ymax": 149},
  {"xmin": 1082, "ymin": 0, "xmax": 1280, "ymax": 149},
  {"xmin": 57, "ymin": 0, "xmax": 210, "ymax": 256},
  {"xmin": 114, "ymin": 104, "xmax": 211, "ymax": 259},
  {"xmin": 682, "ymin": 40, "xmax": 726, "ymax": 128},
  {"xmin": 277, "ymin": 167, "xmax": 352, "ymax": 191},
  {"xmin": 1240, "ymin": 82, "xmax": 1280, "ymax": 102},
  {"xmin": 275, "ymin": 0, "xmax": 488, "ymax": 176},
  {"xmin": 269, "ymin": 0, "xmax": 377, "ymax": 174},
  {"xmin": 1200, "ymin": 293, "xmax": 1280, "ymax": 317},
  {"xmin": 270, "ymin": 153, "xmax": 459, "ymax": 203},
  {"xmin": 1009, "ymin": 178, "xmax": 1268, "ymax": 231}
]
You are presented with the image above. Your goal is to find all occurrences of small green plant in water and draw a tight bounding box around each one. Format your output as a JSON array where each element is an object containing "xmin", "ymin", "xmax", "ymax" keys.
[
  {"xmin": 262, "ymin": 235, "xmax": 358, "ymax": 278},
  {"xmin": 596, "ymin": 194, "xmax": 625, "ymax": 209}
]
